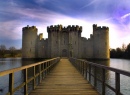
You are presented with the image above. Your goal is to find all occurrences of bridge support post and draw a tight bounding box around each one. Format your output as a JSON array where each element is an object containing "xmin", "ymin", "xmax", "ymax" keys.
[
  {"xmin": 82, "ymin": 62, "xmax": 85, "ymax": 76},
  {"xmin": 94, "ymin": 66, "xmax": 97, "ymax": 88},
  {"xmin": 89, "ymin": 64, "xmax": 91, "ymax": 83},
  {"xmin": 24, "ymin": 68, "xmax": 28, "ymax": 95},
  {"xmin": 9, "ymin": 73, "xmax": 14, "ymax": 95},
  {"xmin": 41, "ymin": 64, "xmax": 44, "ymax": 80},
  {"xmin": 33, "ymin": 66, "xmax": 36, "ymax": 89},
  {"xmin": 102, "ymin": 68, "xmax": 105, "ymax": 95},
  {"xmin": 115, "ymin": 73, "xmax": 120, "ymax": 95},
  {"xmin": 85, "ymin": 63, "xmax": 88, "ymax": 79},
  {"xmin": 39, "ymin": 64, "xmax": 41, "ymax": 83}
]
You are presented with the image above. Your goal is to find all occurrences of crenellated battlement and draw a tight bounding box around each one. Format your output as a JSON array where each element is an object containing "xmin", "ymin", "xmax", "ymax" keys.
[
  {"xmin": 47, "ymin": 24, "xmax": 62, "ymax": 32},
  {"xmin": 22, "ymin": 25, "xmax": 37, "ymax": 31},
  {"xmin": 93, "ymin": 24, "xmax": 109, "ymax": 31},
  {"xmin": 67, "ymin": 25, "xmax": 82, "ymax": 32},
  {"xmin": 96, "ymin": 26, "xmax": 109, "ymax": 30},
  {"xmin": 47, "ymin": 25, "xmax": 82, "ymax": 32}
]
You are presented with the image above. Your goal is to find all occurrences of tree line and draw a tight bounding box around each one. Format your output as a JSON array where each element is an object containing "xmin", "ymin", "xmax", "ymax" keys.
[
  {"xmin": 1, "ymin": 43, "xmax": 130, "ymax": 59},
  {"xmin": 0, "ymin": 45, "xmax": 21, "ymax": 58},
  {"xmin": 110, "ymin": 43, "xmax": 130, "ymax": 59}
]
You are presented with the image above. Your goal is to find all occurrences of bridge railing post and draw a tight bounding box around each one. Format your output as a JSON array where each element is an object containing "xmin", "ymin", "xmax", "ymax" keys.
[
  {"xmin": 79, "ymin": 61, "xmax": 81, "ymax": 72},
  {"xmin": 33, "ymin": 66, "xmax": 36, "ymax": 89},
  {"xmin": 9, "ymin": 73, "xmax": 14, "ymax": 95},
  {"xmin": 46, "ymin": 62, "xmax": 48, "ymax": 74},
  {"xmin": 24, "ymin": 68, "xmax": 28, "ymax": 95},
  {"xmin": 41, "ymin": 63, "xmax": 44, "ymax": 80},
  {"xmin": 75, "ymin": 60, "xmax": 78, "ymax": 70},
  {"xmin": 82, "ymin": 62, "xmax": 85, "ymax": 76},
  {"xmin": 47, "ymin": 61, "xmax": 49, "ymax": 74},
  {"xmin": 85, "ymin": 62, "xmax": 88, "ymax": 79},
  {"xmin": 43, "ymin": 63, "xmax": 45, "ymax": 79},
  {"xmin": 44, "ymin": 62, "xmax": 47, "ymax": 76},
  {"xmin": 89, "ymin": 64, "xmax": 91, "ymax": 83},
  {"xmin": 48, "ymin": 61, "xmax": 50, "ymax": 73},
  {"xmin": 81, "ymin": 62, "xmax": 83, "ymax": 75},
  {"xmin": 102, "ymin": 68, "xmax": 106, "ymax": 95},
  {"xmin": 94, "ymin": 66, "xmax": 97, "ymax": 88},
  {"xmin": 49, "ymin": 61, "xmax": 50, "ymax": 73},
  {"xmin": 39, "ymin": 64, "xmax": 41, "ymax": 83},
  {"xmin": 115, "ymin": 72, "xmax": 120, "ymax": 95}
]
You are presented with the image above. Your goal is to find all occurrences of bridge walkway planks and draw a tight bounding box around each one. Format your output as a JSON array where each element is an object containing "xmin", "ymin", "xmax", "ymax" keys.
[{"xmin": 29, "ymin": 58, "xmax": 99, "ymax": 95}]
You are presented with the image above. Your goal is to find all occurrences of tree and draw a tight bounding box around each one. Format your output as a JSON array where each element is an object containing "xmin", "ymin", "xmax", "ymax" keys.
[
  {"xmin": 125, "ymin": 43, "xmax": 130, "ymax": 58},
  {"xmin": 122, "ymin": 43, "xmax": 126, "ymax": 52},
  {"xmin": 9, "ymin": 46, "xmax": 16, "ymax": 57},
  {"xmin": 110, "ymin": 49, "xmax": 116, "ymax": 58},
  {"xmin": 0, "ymin": 45, "xmax": 6, "ymax": 57},
  {"xmin": 110, "ymin": 48, "xmax": 123, "ymax": 58},
  {"xmin": 116, "ymin": 48, "xmax": 123, "ymax": 58}
]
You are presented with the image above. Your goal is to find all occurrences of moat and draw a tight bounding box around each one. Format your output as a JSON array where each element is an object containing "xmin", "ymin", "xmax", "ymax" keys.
[{"xmin": 0, "ymin": 58, "xmax": 130, "ymax": 95}]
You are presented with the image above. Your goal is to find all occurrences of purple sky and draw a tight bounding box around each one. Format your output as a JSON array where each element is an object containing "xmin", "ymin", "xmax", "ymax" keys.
[{"xmin": 0, "ymin": 0, "xmax": 130, "ymax": 49}]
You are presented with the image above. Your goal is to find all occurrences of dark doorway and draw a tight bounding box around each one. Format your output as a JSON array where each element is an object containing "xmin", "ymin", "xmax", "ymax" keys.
[{"xmin": 62, "ymin": 49, "xmax": 67, "ymax": 57}]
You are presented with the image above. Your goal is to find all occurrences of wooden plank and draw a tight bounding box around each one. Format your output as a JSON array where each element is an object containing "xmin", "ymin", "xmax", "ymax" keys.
[{"xmin": 29, "ymin": 58, "xmax": 99, "ymax": 95}]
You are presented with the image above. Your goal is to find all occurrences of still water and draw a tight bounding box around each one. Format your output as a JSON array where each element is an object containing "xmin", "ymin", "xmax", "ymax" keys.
[
  {"xmin": 87, "ymin": 58, "xmax": 130, "ymax": 95},
  {"xmin": 0, "ymin": 58, "xmax": 130, "ymax": 95},
  {"xmin": 0, "ymin": 58, "xmax": 45, "ymax": 95}
]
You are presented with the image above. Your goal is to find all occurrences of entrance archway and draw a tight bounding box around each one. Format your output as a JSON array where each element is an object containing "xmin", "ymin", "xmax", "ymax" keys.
[{"xmin": 62, "ymin": 49, "xmax": 67, "ymax": 57}]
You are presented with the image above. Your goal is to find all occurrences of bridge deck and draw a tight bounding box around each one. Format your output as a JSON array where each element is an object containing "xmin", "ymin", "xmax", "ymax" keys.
[{"xmin": 29, "ymin": 58, "xmax": 99, "ymax": 95}]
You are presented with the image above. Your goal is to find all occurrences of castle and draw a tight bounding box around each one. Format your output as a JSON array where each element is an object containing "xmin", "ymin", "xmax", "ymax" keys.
[{"xmin": 22, "ymin": 24, "xmax": 109, "ymax": 59}]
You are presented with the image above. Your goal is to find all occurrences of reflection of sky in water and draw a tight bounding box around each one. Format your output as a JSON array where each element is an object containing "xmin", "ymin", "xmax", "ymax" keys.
[{"xmin": 0, "ymin": 58, "xmax": 22, "ymax": 71}]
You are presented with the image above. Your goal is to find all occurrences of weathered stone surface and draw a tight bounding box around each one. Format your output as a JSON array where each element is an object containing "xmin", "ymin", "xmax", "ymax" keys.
[{"xmin": 22, "ymin": 24, "xmax": 109, "ymax": 59}]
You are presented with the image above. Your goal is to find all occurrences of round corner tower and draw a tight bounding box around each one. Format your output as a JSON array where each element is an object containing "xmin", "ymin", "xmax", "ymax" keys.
[
  {"xmin": 93, "ymin": 24, "xmax": 109, "ymax": 59},
  {"xmin": 22, "ymin": 25, "xmax": 38, "ymax": 58}
]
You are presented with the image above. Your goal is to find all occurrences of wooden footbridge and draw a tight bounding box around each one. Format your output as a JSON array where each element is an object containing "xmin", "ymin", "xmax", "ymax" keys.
[
  {"xmin": 29, "ymin": 58, "xmax": 99, "ymax": 95},
  {"xmin": 0, "ymin": 57, "xmax": 130, "ymax": 95}
]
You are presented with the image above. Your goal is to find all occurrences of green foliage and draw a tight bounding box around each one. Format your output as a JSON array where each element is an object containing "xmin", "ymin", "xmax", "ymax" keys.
[
  {"xmin": 9, "ymin": 46, "xmax": 16, "ymax": 57},
  {"xmin": 110, "ymin": 43, "xmax": 130, "ymax": 59},
  {"xmin": 0, "ymin": 45, "xmax": 22, "ymax": 58},
  {"xmin": 125, "ymin": 43, "xmax": 130, "ymax": 58},
  {"xmin": 0, "ymin": 45, "xmax": 6, "ymax": 57}
]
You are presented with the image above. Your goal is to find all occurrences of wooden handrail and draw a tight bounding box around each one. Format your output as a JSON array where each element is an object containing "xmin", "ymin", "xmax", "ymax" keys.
[
  {"xmin": 0, "ymin": 57, "xmax": 60, "ymax": 95},
  {"xmin": 69, "ymin": 57, "xmax": 130, "ymax": 95},
  {"xmin": 0, "ymin": 57, "xmax": 59, "ymax": 76},
  {"xmin": 71, "ymin": 58, "xmax": 130, "ymax": 77}
]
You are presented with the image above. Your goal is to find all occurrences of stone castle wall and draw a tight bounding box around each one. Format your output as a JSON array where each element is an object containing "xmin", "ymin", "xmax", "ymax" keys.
[
  {"xmin": 22, "ymin": 25, "xmax": 38, "ymax": 58},
  {"xmin": 22, "ymin": 24, "xmax": 109, "ymax": 59},
  {"xmin": 93, "ymin": 24, "xmax": 109, "ymax": 59}
]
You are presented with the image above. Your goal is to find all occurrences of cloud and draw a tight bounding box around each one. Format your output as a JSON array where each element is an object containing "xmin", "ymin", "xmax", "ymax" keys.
[
  {"xmin": 80, "ymin": 0, "xmax": 97, "ymax": 9},
  {"xmin": 121, "ymin": 13, "xmax": 130, "ymax": 19},
  {"xmin": 0, "ymin": 20, "xmax": 23, "ymax": 40},
  {"xmin": 0, "ymin": 0, "xmax": 130, "ymax": 49}
]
